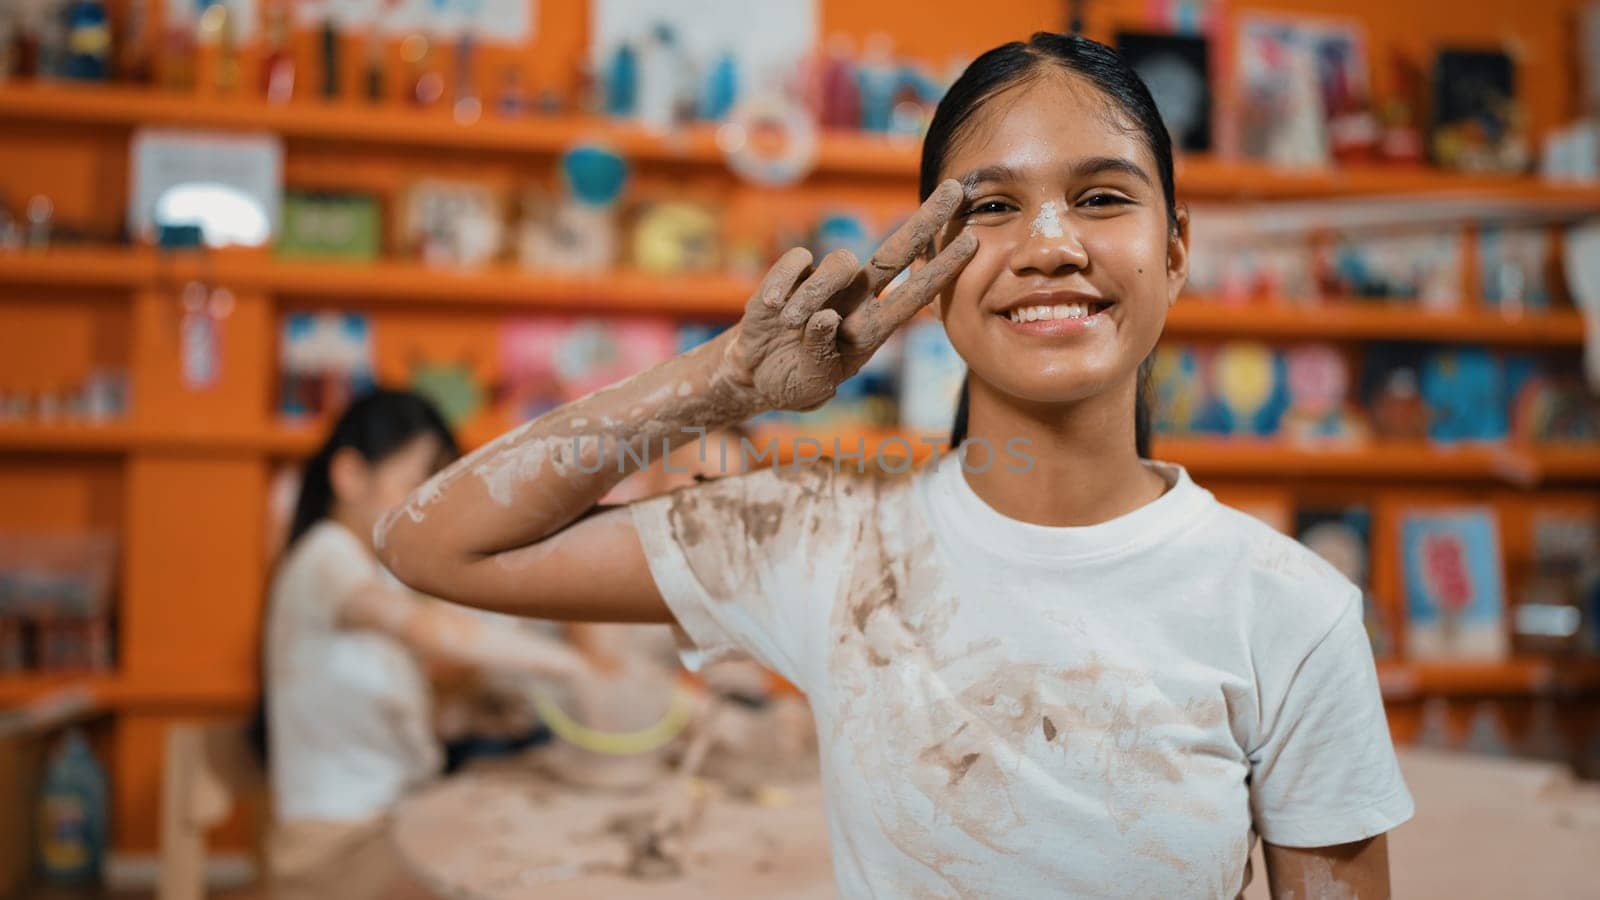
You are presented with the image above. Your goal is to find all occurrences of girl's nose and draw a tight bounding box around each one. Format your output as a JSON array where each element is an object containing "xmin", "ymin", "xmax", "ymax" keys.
[{"xmin": 1010, "ymin": 201, "xmax": 1089, "ymax": 276}]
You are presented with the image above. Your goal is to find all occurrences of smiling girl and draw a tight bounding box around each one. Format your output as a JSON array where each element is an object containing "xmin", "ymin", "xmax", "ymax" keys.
[{"xmin": 377, "ymin": 33, "xmax": 1412, "ymax": 898}]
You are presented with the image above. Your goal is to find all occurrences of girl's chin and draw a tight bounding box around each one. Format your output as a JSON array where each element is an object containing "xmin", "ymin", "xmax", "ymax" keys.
[{"xmin": 971, "ymin": 371, "xmax": 1126, "ymax": 408}]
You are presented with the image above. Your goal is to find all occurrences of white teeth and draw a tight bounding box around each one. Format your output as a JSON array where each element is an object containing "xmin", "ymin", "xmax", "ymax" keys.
[{"xmin": 1008, "ymin": 303, "xmax": 1099, "ymax": 323}]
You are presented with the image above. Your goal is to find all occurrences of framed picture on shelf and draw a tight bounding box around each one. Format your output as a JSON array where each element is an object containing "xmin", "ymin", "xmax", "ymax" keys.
[
  {"xmin": 1116, "ymin": 31, "xmax": 1212, "ymax": 152},
  {"xmin": 1399, "ymin": 506, "xmax": 1508, "ymax": 661},
  {"xmin": 1232, "ymin": 15, "xmax": 1369, "ymax": 166},
  {"xmin": 1298, "ymin": 504, "xmax": 1390, "ymax": 657}
]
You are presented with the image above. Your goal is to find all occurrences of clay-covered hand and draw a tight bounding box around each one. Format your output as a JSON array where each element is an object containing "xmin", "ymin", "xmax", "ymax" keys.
[{"xmin": 713, "ymin": 178, "xmax": 978, "ymax": 412}]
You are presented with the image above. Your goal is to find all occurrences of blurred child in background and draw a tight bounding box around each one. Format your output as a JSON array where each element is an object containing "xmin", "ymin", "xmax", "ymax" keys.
[{"xmin": 261, "ymin": 388, "xmax": 592, "ymax": 900}]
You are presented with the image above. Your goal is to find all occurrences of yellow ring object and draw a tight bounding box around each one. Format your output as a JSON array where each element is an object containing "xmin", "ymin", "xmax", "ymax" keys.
[{"xmin": 531, "ymin": 685, "xmax": 698, "ymax": 756}]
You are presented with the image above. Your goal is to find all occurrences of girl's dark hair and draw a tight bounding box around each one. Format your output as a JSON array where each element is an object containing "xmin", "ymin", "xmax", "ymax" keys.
[
  {"xmin": 285, "ymin": 388, "xmax": 459, "ymax": 547},
  {"xmin": 925, "ymin": 32, "xmax": 1175, "ymax": 458},
  {"xmin": 250, "ymin": 387, "xmax": 458, "ymax": 764}
]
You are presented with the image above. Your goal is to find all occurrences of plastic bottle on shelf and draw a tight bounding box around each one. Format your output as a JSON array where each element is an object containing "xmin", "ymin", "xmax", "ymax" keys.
[
  {"xmin": 261, "ymin": 0, "xmax": 295, "ymax": 104},
  {"xmin": 700, "ymin": 49, "xmax": 738, "ymax": 121},
  {"xmin": 603, "ymin": 40, "xmax": 637, "ymax": 117},
  {"xmin": 62, "ymin": 0, "xmax": 110, "ymax": 81},
  {"xmin": 856, "ymin": 34, "xmax": 899, "ymax": 134},
  {"xmin": 116, "ymin": 0, "xmax": 152, "ymax": 84},
  {"xmin": 37, "ymin": 727, "xmax": 110, "ymax": 886},
  {"xmin": 634, "ymin": 24, "xmax": 687, "ymax": 130}
]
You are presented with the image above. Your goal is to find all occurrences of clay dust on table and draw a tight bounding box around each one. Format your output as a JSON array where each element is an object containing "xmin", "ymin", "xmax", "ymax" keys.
[{"xmin": 391, "ymin": 766, "xmax": 833, "ymax": 900}]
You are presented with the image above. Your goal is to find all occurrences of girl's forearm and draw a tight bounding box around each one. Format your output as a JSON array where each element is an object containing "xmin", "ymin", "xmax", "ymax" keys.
[
  {"xmin": 406, "ymin": 604, "xmax": 591, "ymax": 681},
  {"xmin": 375, "ymin": 330, "xmax": 758, "ymax": 579}
]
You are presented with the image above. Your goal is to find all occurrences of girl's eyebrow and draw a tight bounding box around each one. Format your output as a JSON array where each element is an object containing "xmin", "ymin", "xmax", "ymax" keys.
[
  {"xmin": 1071, "ymin": 156, "xmax": 1154, "ymax": 188},
  {"xmin": 958, "ymin": 165, "xmax": 1024, "ymax": 196}
]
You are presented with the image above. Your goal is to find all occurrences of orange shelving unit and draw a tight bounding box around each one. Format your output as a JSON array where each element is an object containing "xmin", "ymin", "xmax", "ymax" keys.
[
  {"xmin": 1, "ymin": 0, "xmax": 1598, "ymax": 860},
  {"xmin": 8, "ymin": 81, "xmax": 1600, "ymax": 204}
]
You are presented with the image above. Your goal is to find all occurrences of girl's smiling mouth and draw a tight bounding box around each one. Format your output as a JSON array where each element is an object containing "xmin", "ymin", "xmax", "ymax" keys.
[{"xmin": 993, "ymin": 291, "xmax": 1113, "ymax": 335}]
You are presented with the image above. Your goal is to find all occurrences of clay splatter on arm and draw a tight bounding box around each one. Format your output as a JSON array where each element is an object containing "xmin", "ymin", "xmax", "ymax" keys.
[
  {"xmin": 374, "ymin": 179, "xmax": 977, "ymax": 622},
  {"xmin": 1263, "ymin": 835, "xmax": 1390, "ymax": 900}
]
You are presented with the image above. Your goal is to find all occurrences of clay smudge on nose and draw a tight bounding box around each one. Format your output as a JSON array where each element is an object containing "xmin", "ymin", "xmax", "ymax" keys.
[
  {"xmin": 1031, "ymin": 200, "xmax": 1064, "ymax": 239},
  {"xmin": 1041, "ymin": 716, "xmax": 1057, "ymax": 741}
]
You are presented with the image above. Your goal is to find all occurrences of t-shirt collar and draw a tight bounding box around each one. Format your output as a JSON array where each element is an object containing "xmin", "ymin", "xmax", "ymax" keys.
[{"xmin": 919, "ymin": 448, "xmax": 1212, "ymax": 565}]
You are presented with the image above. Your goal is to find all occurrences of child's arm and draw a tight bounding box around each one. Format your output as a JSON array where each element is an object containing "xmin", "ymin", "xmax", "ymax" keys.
[
  {"xmin": 1263, "ymin": 834, "xmax": 1391, "ymax": 899},
  {"xmin": 376, "ymin": 180, "xmax": 975, "ymax": 624},
  {"xmin": 337, "ymin": 578, "xmax": 593, "ymax": 680}
]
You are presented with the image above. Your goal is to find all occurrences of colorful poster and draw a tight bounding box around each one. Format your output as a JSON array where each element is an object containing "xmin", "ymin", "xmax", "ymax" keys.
[
  {"xmin": 498, "ymin": 317, "xmax": 677, "ymax": 421},
  {"xmin": 279, "ymin": 312, "xmax": 375, "ymax": 418},
  {"xmin": 1401, "ymin": 507, "xmax": 1508, "ymax": 660}
]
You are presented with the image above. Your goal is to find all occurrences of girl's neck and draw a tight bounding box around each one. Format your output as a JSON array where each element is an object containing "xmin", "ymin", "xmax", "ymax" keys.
[
  {"xmin": 328, "ymin": 506, "xmax": 377, "ymax": 557},
  {"xmin": 959, "ymin": 376, "xmax": 1167, "ymax": 528}
]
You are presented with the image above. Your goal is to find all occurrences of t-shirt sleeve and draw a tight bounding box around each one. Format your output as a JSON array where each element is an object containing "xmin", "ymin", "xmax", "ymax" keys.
[
  {"xmin": 1247, "ymin": 590, "xmax": 1415, "ymax": 847},
  {"xmin": 629, "ymin": 461, "xmax": 849, "ymax": 694},
  {"xmin": 298, "ymin": 523, "xmax": 383, "ymax": 630}
]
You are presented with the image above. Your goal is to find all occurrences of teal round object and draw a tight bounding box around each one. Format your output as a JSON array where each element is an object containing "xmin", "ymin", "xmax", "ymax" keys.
[{"xmin": 561, "ymin": 144, "xmax": 629, "ymax": 207}]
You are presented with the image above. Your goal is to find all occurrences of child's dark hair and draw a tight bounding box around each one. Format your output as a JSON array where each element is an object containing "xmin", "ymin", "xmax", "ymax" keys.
[
  {"xmin": 925, "ymin": 33, "xmax": 1173, "ymax": 456},
  {"xmin": 250, "ymin": 387, "xmax": 458, "ymax": 763},
  {"xmin": 286, "ymin": 388, "xmax": 459, "ymax": 547}
]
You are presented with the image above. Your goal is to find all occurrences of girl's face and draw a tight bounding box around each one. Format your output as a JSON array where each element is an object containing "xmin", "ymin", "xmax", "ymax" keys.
[
  {"xmin": 335, "ymin": 433, "xmax": 446, "ymax": 546},
  {"xmin": 932, "ymin": 71, "xmax": 1188, "ymax": 407}
]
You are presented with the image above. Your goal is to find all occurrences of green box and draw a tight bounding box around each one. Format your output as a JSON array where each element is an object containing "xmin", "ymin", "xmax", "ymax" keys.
[{"xmin": 276, "ymin": 193, "xmax": 381, "ymax": 261}]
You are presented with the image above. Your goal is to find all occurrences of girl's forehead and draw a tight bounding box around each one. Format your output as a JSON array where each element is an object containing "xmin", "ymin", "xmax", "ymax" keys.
[{"xmin": 942, "ymin": 73, "xmax": 1154, "ymax": 184}]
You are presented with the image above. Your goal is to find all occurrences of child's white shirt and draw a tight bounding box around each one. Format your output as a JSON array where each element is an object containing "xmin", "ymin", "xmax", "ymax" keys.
[
  {"xmin": 630, "ymin": 452, "xmax": 1413, "ymax": 899},
  {"xmin": 266, "ymin": 520, "xmax": 440, "ymax": 823}
]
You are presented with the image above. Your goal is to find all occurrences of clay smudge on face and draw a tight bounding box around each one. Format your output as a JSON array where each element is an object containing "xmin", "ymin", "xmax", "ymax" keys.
[
  {"xmin": 1041, "ymin": 716, "xmax": 1057, "ymax": 741},
  {"xmin": 1031, "ymin": 200, "xmax": 1064, "ymax": 239}
]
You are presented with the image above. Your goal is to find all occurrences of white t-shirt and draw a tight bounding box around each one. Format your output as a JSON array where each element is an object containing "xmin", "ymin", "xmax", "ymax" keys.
[
  {"xmin": 265, "ymin": 521, "xmax": 441, "ymax": 823},
  {"xmin": 630, "ymin": 452, "xmax": 1413, "ymax": 899}
]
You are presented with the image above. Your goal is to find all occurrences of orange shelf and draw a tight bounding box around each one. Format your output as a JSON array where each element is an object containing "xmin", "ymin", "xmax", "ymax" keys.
[
  {"xmin": 2, "ymin": 418, "xmax": 1598, "ymax": 484},
  {"xmin": 0, "ymin": 82, "xmax": 724, "ymax": 165},
  {"xmin": 1377, "ymin": 659, "xmax": 1600, "ymax": 698},
  {"xmin": 1, "ymin": 249, "xmax": 1592, "ymax": 346},
  {"xmin": 0, "ymin": 422, "xmax": 299, "ymax": 455},
  {"xmin": 0, "ymin": 247, "xmax": 755, "ymax": 315},
  {"xmin": 5, "ymin": 83, "xmax": 1600, "ymax": 203},
  {"xmin": 0, "ymin": 672, "xmax": 254, "ymax": 710},
  {"xmin": 1155, "ymin": 439, "xmax": 1600, "ymax": 483},
  {"xmin": 1174, "ymin": 155, "xmax": 1600, "ymax": 205},
  {"xmin": 1168, "ymin": 299, "xmax": 1587, "ymax": 346}
]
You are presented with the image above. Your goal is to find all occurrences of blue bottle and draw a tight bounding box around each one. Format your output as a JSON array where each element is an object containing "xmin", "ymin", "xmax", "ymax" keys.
[
  {"xmin": 700, "ymin": 50, "xmax": 738, "ymax": 120},
  {"xmin": 604, "ymin": 42, "xmax": 638, "ymax": 117},
  {"xmin": 63, "ymin": 0, "xmax": 111, "ymax": 81},
  {"xmin": 37, "ymin": 727, "xmax": 109, "ymax": 885}
]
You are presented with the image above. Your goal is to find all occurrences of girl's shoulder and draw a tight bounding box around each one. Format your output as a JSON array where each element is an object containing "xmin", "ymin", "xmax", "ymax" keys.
[
  {"xmin": 272, "ymin": 520, "xmax": 378, "ymax": 603},
  {"xmin": 1198, "ymin": 502, "xmax": 1361, "ymax": 625}
]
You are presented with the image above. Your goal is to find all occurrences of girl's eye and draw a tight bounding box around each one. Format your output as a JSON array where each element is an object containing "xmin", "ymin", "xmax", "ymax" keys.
[
  {"xmin": 1080, "ymin": 193, "xmax": 1131, "ymax": 208},
  {"xmin": 958, "ymin": 200, "xmax": 1014, "ymax": 218}
]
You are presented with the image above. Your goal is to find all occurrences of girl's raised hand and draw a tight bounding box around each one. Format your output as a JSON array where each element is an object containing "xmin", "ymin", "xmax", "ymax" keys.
[{"xmin": 715, "ymin": 179, "xmax": 978, "ymax": 412}]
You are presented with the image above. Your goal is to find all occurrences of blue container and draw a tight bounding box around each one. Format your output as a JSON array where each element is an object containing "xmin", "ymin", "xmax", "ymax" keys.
[{"xmin": 37, "ymin": 728, "xmax": 109, "ymax": 885}]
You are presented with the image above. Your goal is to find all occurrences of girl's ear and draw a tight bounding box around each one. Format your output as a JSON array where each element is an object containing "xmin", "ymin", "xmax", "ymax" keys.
[
  {"xmin": 328, "ymin": 447, "xmax": 369, "ymax": 502},
  {"xmin": 1166, "ymin": 204, "xmax": 1191, "ymax": 307}
]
